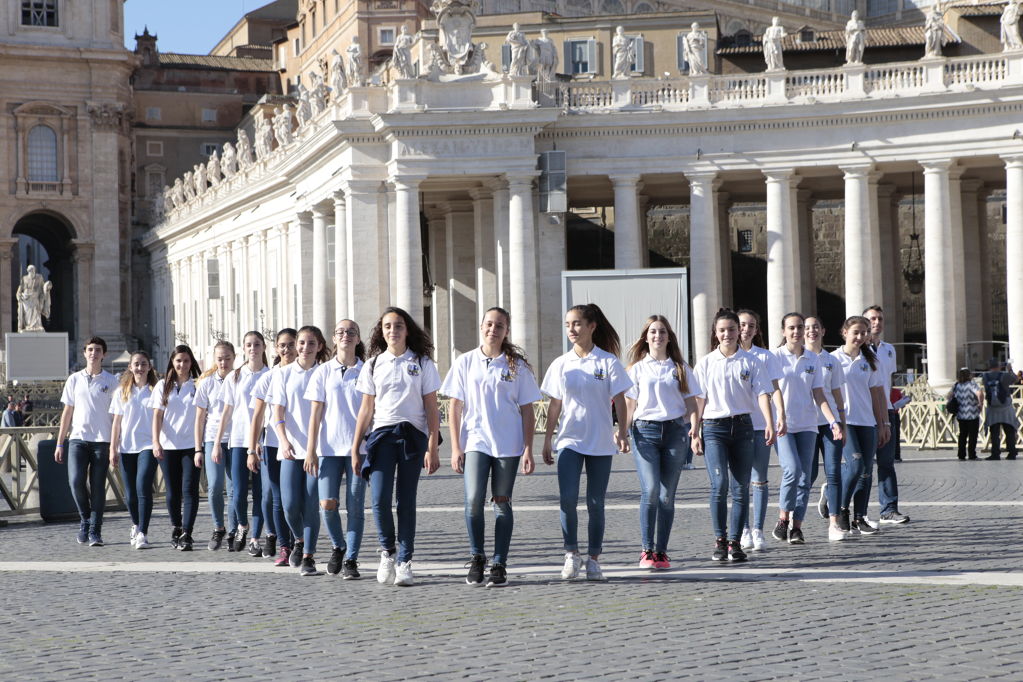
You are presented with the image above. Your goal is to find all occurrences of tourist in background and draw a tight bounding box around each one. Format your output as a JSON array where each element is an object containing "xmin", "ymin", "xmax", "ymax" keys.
[
  {"xmin": 194, "ymin": 341, "xmax": 236, "ymax": 551},
  {"xmin": 983, "ymin": 357, "xmax": 1018, "ymax": 460},
  {"xmin": 949, "ymin": 368, "xmax": 984, "ymax": 460}
]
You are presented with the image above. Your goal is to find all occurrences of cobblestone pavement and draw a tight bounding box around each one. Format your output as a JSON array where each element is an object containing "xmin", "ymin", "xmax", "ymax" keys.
[{"xmin": 1, "ymin": 444, "xmax": 1021, "ymax": 680}]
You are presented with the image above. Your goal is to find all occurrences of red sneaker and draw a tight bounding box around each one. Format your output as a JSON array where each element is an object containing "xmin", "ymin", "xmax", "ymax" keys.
[
  {"xmin": 653, "ymin": 552, "xmax": 672, "ymax": 570},
  {"xmin": 638, "ymin": 550, "xmax": 656, "ymax": 569},
  {"xmin": 274, "ymin": 545, "xmax": 291, "ymax": 567}
]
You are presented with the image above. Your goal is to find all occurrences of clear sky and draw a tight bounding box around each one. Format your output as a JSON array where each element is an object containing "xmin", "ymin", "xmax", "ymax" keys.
[{"xmin": 123, "ymin": 0, "xmax": 263, "ymax": 55}]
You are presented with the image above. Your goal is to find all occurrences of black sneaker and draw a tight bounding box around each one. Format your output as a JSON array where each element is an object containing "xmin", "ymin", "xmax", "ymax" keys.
[
  {"xmin": 838, "ymin": 509, "xmax": 851, "ymax": 532},
  {"xmin": 247, "ymin": 538, "xmax": 261, "ymax": 557},
  {"xmin": 226, "ymin": 530, "xmax": 237, "ymax": 552},
  {"xmin": 208, "ymin": 528, "xmax": 226, "ymax": 551},
  {"xmin": 772, "ymin": 519, "xmax": 789, "ymax": 542},
  {"xmin": 727, "ymin": 540, "xmax": 747, "ymax": 562},
  {"xmin": 300, "ymin": 556, "xmax": 322, "ymax": 576},
  {"xmin": 327, "ymin": 547, "xmax": 345, "ymax": 576},
  {"xmin": 289, "ymin": 541, "xmax": 304, "ymax": 568},
  {"xmin": 816, "ymin": 484, "xmax": 829, "ymax": 519},
  {"xmin": 88, "ymin": 531, "xmax": 104, "ymax": 547},
  {"xmin": 465, "ymin": 554, "xmax": 486, "ymax": 586},
  {"xmin": 854, "ymin": 517, "xmax": 879, "ymax": 535},
  {"xmin": 711, "ymin": 538, "xmax": 728, "ymax": 561},
  {"xmin": 341, "ymin": 559, "xmax": 361, "ymax": 580},
  {"xmin": 880, "ymin": 511, "xmax": 910, "ymax": 524},
  {"xmin": 486, "ymin": 563, "xmax": 508, "ymax": 588},
  {"xmin": 171, "ymin": 527, "xmax": 183, "ymax": 549},
  {"xmin": 263, "ymin": 534, "xmax": 276, "ymax": 559},
  {"xmin": 788, "ymin": 527, "xmax": 805, "ymax": 544},
  {"xmin": 234, "ymin": 528, "xmax": 248, "ymax": 552},
  {"xmin": 76, "ymin": 521, "xmax": 89, "ymax": 544},
  {"xmin": 178, "ymin": 532, "xmax": 194, "ymax": 551}
]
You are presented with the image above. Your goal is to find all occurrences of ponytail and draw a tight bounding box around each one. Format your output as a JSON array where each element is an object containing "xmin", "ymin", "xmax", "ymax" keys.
[
  {"xmin": 568, "ymin": 303, "xmax": 620, "ymax": 357},
  {"xmin": 841, "ymin": 315, "xmax": 878, "ymax": 371},
  {"xmin": 484, "ymin": 307, "xmax": 532, "ymax": 377},
  {"xmin": 235, "ymin": 331, "xmax": 269, "ymax": 381}
]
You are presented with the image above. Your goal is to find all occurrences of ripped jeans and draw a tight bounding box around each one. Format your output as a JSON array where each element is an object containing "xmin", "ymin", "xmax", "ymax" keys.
[
  {"xmin": 840, "ymin": 424, "xmax": 877, "ymax": 518},
  {"xmin": 702, "ymin": 415, "xmax": 754, "ymax": 541}
]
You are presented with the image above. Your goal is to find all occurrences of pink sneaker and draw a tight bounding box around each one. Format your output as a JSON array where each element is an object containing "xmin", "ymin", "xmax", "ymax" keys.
[
  {"xmin": 653, "ymin": 552, "xmax": 672, "ymax": 570},
  {"xmin": 638, "ymin": 550, "xmax": 656, "ymax": 569},
  {"xmin": 274, "ymin": 545, "xmax": 291, "ymax": 567}
]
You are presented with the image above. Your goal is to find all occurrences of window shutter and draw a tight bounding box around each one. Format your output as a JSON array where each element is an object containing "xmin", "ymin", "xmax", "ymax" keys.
[
  {"xmin": 632, "ymin": 35, "xmax": 644, "ymax": 73},
  {"xmin": 501, "ymin": 43, "xmax": 512, "ymax": 71},
  {"xmin": 564, "ymin": 41, "xmax": 573, "ymax": 74},
  {"xmin": 586, "ymin": 37, "xmax": 597, "ymax": 74},
  {"xmin": 677, "ymin": 33, "xmax": 687, "ymax": 72},
  {"xmin": 207, "ymin": 259, "xmax": 220, "ymax": 300}
]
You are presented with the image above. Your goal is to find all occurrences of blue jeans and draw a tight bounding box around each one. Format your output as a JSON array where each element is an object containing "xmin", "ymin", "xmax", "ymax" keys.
[
  {"xmin": 557, "ymin": 448, "xmax": 614, "ymax": 556},
  {"xmin": 68, "ymin": 440, "xmax": 110, "ymax": 532},
  {"xmin": 701, "ymin": 415, "xmax": 754, "ymax": 541},
  {"xmin": 119, "ymin": 450, "xmax": 158, "ymax": 534},
  {"xmin": 630, "ymin": 418, "xmax": 689, "ymax": 553},
  {"xmin": 842, "ymin": 425, "xmax": 877, "ymax": 517},
  {"xmin": 464, "ymin": 451, "xmax": 520, "ymax": 565},
  {"xmin": 281, "ymin": 458, "xmax": 319, "ymax": 553},
  {"xmin": 748, "ymin": 430, "xmax": 771, "ymax": 532},
  {"xmin": 260, "ymin": 447, "xmax": 291, "ymax": 546},
  {"xmin": 776, "ymin": 430, "xmax": 817, "ymax": 522},
  {"xmin": 871, "ymin": 409, "xmax": 901, "ymax": 515},
  {"xmin": 814, "ymin": 425, "xmax": 844, "ymax": 517},
  {"xmin": 368, "ymin": 431, "xmax": 425, "ymax": 563},
  {"xmin": 230, "ymin": 447, "xmax": 263, "ymax": 536},
  {"xmin": 160, "ymin": 448, "xmax": 200, "ymax": 532},
  {"xmin": 204, "ymin": 442, "xmax": 236, "ymax": 532},
  {"xmin": 318, "ymin": 456, "xmax": 367, "ymax": 559}
]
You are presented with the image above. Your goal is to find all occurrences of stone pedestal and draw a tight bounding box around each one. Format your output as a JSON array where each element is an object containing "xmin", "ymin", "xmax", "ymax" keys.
[{"xmin": 4, "ymin": 332, "xmax": 69, "ymax": 381}]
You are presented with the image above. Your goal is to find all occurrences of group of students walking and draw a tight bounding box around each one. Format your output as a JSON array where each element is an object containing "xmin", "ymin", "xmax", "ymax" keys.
[{"xmin": 55, "ymin": 302, "xmax": 914, "ymax": 586}]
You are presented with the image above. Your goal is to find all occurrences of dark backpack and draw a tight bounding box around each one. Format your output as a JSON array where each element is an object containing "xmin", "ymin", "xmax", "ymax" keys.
[{"xmin": 984, "ymin": 372, "xmax": 1009, "ymax": 405}]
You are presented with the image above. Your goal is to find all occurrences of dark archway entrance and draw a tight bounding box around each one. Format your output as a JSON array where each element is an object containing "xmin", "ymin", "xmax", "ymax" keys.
[{"xmin": 11, "ymin": 212, "xmax": 75, "ymax": 337}]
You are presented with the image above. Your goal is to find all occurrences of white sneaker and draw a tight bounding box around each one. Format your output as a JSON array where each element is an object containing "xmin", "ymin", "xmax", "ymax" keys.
[
  {"xmin": 740, "ymin": 527, "xmax": 753, "ymax": 550},
  {"xmin": 376, "ymin": 549, "xmax": 396, "ymax": 585},
  {"xmin": 751, "ymin": 529, "xmax": 766, "ymax": 551},
  {"xmin": 585, "ymin": 557, "xmax": 607, "ymax": 582},
  {"xmin": 561, "ymin": 552, "xmax": 582, "ymax": 580},
  {"xmin": 862, "ymin": 515, "xmax": 879, "ymax": 530},
  {"xmin": 394, "ymin": 560, "xmax": 414, "ymax": 587},
  {"xmin": 134, "ymin": 532, "xmax": 151, "ymax": 549},
  {"xmin": 828, "ymin": 525, "xmax": 846, "ymax": 542},
  {"xmin": 129, "ymin": 525, "xmax": 138, "ymax": 547}
]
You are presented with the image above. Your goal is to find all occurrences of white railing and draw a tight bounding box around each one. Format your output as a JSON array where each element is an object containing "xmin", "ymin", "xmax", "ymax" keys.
[
  {"xmin": 945, "ymin": 54, "xmax": 1008, "ymax": 87},
  {"xmin": 865, "ymin": 63, "xmax": 925, "ymax": 92},
  {"xmin": 630, "ymin": 80, "xmax": 689, "ymax": 107},
  {"xmin": 786, "ymin": 70, "xmax": 846, "ymax": 99},
  {"xmin": 557, "ymin": 82, "xmax": 614, "ymax": 109},
  {"xmin": 710, "ymin": 74, "xmax": 767, "ymax": 103}
]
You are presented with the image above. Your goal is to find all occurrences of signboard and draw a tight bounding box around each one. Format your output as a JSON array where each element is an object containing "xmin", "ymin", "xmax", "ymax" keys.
[{"xmin": 4, "ymin": 332, "xmax": 69, "ymax": 381}]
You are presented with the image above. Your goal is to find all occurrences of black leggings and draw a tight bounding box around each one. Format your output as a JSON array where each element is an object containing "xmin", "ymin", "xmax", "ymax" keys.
[
  {"xmin": 956, "ymin": 418, "xmax": 979, "ymax": 459},
  {"xmin": 989, "ymin": 423, "xmax": 1018, "ymax": 458},
  {"xmin": 159, "ymin": 449, "xmax": 201, "ymax": 533}
]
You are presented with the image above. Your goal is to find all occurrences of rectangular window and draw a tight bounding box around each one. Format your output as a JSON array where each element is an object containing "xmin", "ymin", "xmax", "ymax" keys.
[
  {"xmin": 201, "ymin": 108, "xmax": 217, "ymax": 123},
  {"xmin": 501, "ymin": 44, "xmax": 512, "ymax": 71},
  {"xmin": 565, "ymin": 39, "xmax": 597, "ymax": 75},
  {"xmin": 207, "ymin": 259, "xmax": 220, "ymax": 299},
  {"xmin": 738, "ymin": 229, "xmax": 754, "ymax": 254},
  {"xmin": 22, "ymin": 0, "xmax": 57, "ymax": 27},
  {"xmin": 630, "ymin": 35, "xmax": 645, "ymax": 74},
  {"xmin": 201, "ymin": 143, "xmax": 218, "ymax": 157},
  {"xmin": 293, "ymin": 37, "xmax": 300, "ymax": 57},
  {"xmin": 26, "ymin": 125, "xmax": 58, "ymax": 182},
  {"xmin": 146, "ymin": 170, "xmax": 164, "ymax": 197},
  {"xmin": 146, "ymin": 140, "xmax": 163, "ymax": 157},
  {"xmin": 146, "ymin": 107, "xmax": 161, "ymax": 121},
  {"xmin": 379, "ymin": 28, "xmax": 395, "ymax": 45}
]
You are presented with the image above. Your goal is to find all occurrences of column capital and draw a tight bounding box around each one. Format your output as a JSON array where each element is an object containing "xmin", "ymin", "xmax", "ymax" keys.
[
  {"xmin": 684, "ymin": 170, "xmax": 719, "ymax": 186},
  {"xmin": 344, "ymin": 178, "xmax": 384, "ymax": 195},
  {"xmin": 608, "ymin": 173, "xmax": 642, "ymax": 187},
  {"xmin": 71, "ymin": 239, "xmax": 95, "ymax": 262},
  {"xmin": 391, "ymin": 175, "xmax": 426, "ymax": 192},
  {"xmin": 839, "ymin": 163, "xmax": 873, "ymax": 178},
  {"xmin": 948, "ymin": 166, "xmax": 966, "ymax": 181},
  {"xmin": 1000, "ymin": 154, "xmax": 1023, "ymax": 168},
  {"xmin": 763, "ymin": 168, "xmax": 796, "ymax": 183},
  {"xmin": 505, "ymin": 173, "xmax": 538, "ymax": 190},
  {"xmin": 920, "ymin": 159, "xmax": 955, "ymax": 173},
  {"xmin": 332, "ymin": 189, "xmax": 346, "ymax": 204},
  {"xmin": 468, "ymin": 186, "xmax": 493, "ymax": 201},
  {"xmin": 0, "ymin": 238, "xmax": 17, "ymax": 260},
  {"xmin": 295, "ymin": 210, "xmax": 313, "ymax": 222},
  {"xmin": 311, "ymin": 200, "xmax": 334, "ymax": 217}
]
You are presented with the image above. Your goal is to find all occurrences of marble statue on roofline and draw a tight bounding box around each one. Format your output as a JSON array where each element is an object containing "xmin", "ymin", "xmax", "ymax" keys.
[
  {"xmin": 182, "ymin": 171, "xmax": 196, "ymax": 201},
  {"xmin": 194, "ymin": 162, "xmax": 207, "ymax": 196},
  {"xmin": 1002, "ymin": 0, "xmax": 1023, "ymax": 52},
  {"xmin": 763, "ymin": 17, "xmax": 786, "ymax": 71},
  {"xmin": 533, "ymin": 29, "xmax": 558, "ymax": 82},
  {"xmin": 348, "ymin": 37, "xmax": 364, "ymax": 87},
  {"xmin": 506, "ymin": 22, "xmax": 530, "ymax": 76},
  {"xmin": 172, "ymin": 178, "xmax": 185, "ymax": 206},
  {"xmin": 236, "ymin": 130, "xmax": 253, "ymax": 168},
  {"xmin": 296, "ymin": 83, "xmax": 312, "ymax": 127},
  {"xmin": 683, "ymin": 23, "xmax": 707, "ymax": 76},
  {"xmin": 330, "ymin": 49, "xmax": 347, "ymax": 96},
  {"xmin": 16, "ymin": 265, "xmax": 51, "ymax": 333},
  {"xmin": 923, "ymin": 5, "xmax": 945, "ymax": 58},
  {"xmin": 845, "ymin": 10, "xmax": 865, "ymax": 65},
  {"xmin": 207, "ymin": 149, "xmax": 221, "ymax": 186},
  {"xmin": 221, "ymin": 141, "xmax": 237, "ymax": 178},
  {"xmin": 393, "ymin": 25, "xmax": 417, "ymax": 79},
  {"xmin": 612, "ymin": 26, "xmax": 635, "ymax": 79}
]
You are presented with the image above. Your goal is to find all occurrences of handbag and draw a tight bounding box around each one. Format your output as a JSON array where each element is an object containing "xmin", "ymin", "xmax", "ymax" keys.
[{"xmin": 945, "ymin": 394, "xmax": 960, "ymax": 417}]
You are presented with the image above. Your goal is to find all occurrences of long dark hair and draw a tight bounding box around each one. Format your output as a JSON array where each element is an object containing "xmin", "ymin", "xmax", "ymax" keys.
[
  {"xmin": 568, "ymin": 303, "xmax": 620, "ymax": 357},
  {"xmin": 841, "ymin": 315, "xmax": 878, "ymax": 371},
  {"xmin": 333, "ymin": 319, "xmax": 366, "ymax": 362},
  {"xmin": 779, "ymin": 311, "xmax": 805, "ymax": 347},
  {"xmin": 272, "ymin": 328, "xmax": 298, "ymax": 367},
  {"xmin": 709, "ymin": 308, "xmax": 741, "ymax": 351},
  {"xmin": 162, "ymin": 344, "xmax": 200, "ymax": 406},
  {"xmin": 737, "ymin": 308, "xmax": 766, "ymax": 349},
  {"xmin": 235, "ymin": 331, "xmax": 269, "ymax": 380},
  {"xmin": 119, "ymin": 351, "xmax": 158, "ymax": 402},
  {"xmin": 297, "ymin": 325, "xmax": 332, "ymax": 365},
  {"xmin": 483, "ymin": 307, "xmax": 532, "ymax": 377},
  {"xmin": 367, "ymin": 307, "xmax": 434, "ymax": 360},
  {"xmin": 627, "ymin": 315, "xmax": 689, "ymax": 393}
]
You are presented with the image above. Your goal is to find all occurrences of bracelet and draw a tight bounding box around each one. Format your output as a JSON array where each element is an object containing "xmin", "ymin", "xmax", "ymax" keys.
[
  {"xmin": 837, "ymin": 408, "xmax": 846, "ymax": 413},
  {"xmin": 276, "ymin": 419, "xmax": 286, "ymax": 425},
  {"xmin": 55, "ymin": 444, "xmax": 63, "ymax": 450}
]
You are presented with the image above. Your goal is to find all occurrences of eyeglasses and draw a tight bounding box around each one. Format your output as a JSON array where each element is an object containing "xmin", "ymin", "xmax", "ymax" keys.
[{"xmin": 334, "ymin": 329, "xmax": 359, "ymax": 337}]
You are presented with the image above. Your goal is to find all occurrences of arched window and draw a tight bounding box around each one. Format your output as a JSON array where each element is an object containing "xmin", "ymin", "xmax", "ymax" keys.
[
  {"xmin": 633, "ymin": 2, "xmax": 654, "ymax": 12},
  {"xmin": 599, "ymin": 0, "xmax": 625, "ymax": 13},
  {"xmin": 27, "ymin": 125, "xmax": 58, "ymax": 182}
]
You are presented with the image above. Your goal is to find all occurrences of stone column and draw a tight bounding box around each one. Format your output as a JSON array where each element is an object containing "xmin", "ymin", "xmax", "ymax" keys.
[
  {"xmin": 333, "ymin": 191, "xmax": 349, "ymax": 321},
  {"xmin": 886, "ymin": 191, "xmax": 905, "ymax": 346},
  {"xmin": 841, "ymin": 164, "xmax": 881, "ymax": 317},
  {"xmin": 394, "ymin": 176, "xmax": 425, "ymax": 324},
  {"xmin": 491, "ymin": 180, "xmax": 510, "ymax": 309},
  {"xmin": 295, "ymin": 212, "xmax": 314, "ymax": 324},
  {"xmin": 71, "ymin": 241, "xmax": 96, "ymax": 344},
  {"xmin": 638, "ymin": 193, "xmax": 651, "ymax": 268},
  {"xmin": 537, "ymin": 211, "xmax": 566, "ymax": 369},
  {"xmin": 611, "ymin": 174, "xmax": 642, "ymax": 270},
  {"xmin": 1003, "ymin": 155, "xmax": 1023, "ymax": 369},
  {"xmin": 795, "ymin": 189, "xmax": 816, "ymax": 314},
  {"xmin": 311, "ymin": 203, "xmax": 331, "ymax": 333},
  {"xmin": 876, "ymin": 184, "xmax": 899, "ymax": 337},
  {"xmin": 716, "ymin": 190, "xmax": 733, "ymax": 308},
  {"xmin": 764, "ymin": 169, "xmax": 798, "ymax": 332},
  {"xmin": 276, "ymin": 224, "xmax": 290, "ymax": 326},
  {"xmin": 960, "ymin": 179, "xmax": 985, "ymax": 365},
  {"xmin": 346, "ymin": 180, "xmax": 386, "ymax": 324},
  {"xmin": 385, "ymin": 183, "xmax": 397, "ymax": 302},
  {"xmin": 977, "ymin": 188, "xmax": 993, "ymax": 348},
  {"xmin": 446, "ymin": 201, "xmax": 477, "ymax": 367},
  {"xmin": 507, "ymin": 174, "xmax": 540, "ymax": 365},
  {"xmin": 426, "ymin": 207, "xmax": 450, "ymax": 373},
  {"xmin": 687, "ymin": 172, "xmax": 722, "ymax": 358},
  {"xmin": 258, "ymin": 230, "xmax": 270, "ymax": 330},
  {"xmin": 0, "ymin": 239, "xmax": 16, "ymax": 342},
  {"xmin": 947, "ymin": 167, "xmax": 967, "ymax": 367},
  {"xmin": 471, "ymin": 187, "xmax": 497, "ymax": 320},
  {"xmin": 922, "ymin": 159, "xmax": 957, "ymax": 390}
]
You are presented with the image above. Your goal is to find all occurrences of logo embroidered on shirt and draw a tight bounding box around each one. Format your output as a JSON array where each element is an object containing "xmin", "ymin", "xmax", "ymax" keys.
[
  {"xmin": 406, "ymin": 364, "xmax": 421, "ymax": 377},
  {"xmin": 739, "ymin": 369, "xmax": 751, "ymax": 382},
  {"xmin": 804, "ymin": 366, "xmax": 816, "ymax": 375},
  {"xmin": 593, "ymin": 368, "xmax": 606, "ymax": 381},
  {"xmin": 500, "ymin": 370, "xmax": 514, "ymax": 382},
  {"xmin": 860, "ymin": 362, "xmax": 869, "ymax": 372},
  {"xmin": 100, "ymin": 384, "xmax": 110, "ymax": 392}
]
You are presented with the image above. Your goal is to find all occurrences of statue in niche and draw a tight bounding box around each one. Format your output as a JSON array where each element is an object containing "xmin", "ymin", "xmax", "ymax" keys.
[
  {"xmin": 272, "ymin": 105, "xmax": 294, "ymax": 148},
  {"xmin": 612, "ymin": 26, "xmax": 635, "ymax": 80},
  {"xmin": 393, "ymin": 25, "xmax": 417, "ymax": 79},
  {"xmin": 172, "ymin": 178, "xmax": 185, "ymax": 206},
  {"xmin": 182, "ymin": 171, "xmax": 196, "ymax": 201},
  {"xmin": 330, "ymin": 49, "xmax": 347, "ymax": 97},
  {"xmin": 845, "ymin": 10, "xmax": 865, "ymax": 65},
  {"xmin": 431, "ymin": 0, "xmax": 480, "ymax": 74},
  {"xmin": 206, "ymin": 150, "xmax": 222, "ymax": 186},
  {"xmin": 193, "ymin": 163, "xmax": 207, "ymax": 196},
  {"xmin": 923, "ymin": 5, "xmax": 945, "ymax": 58},
  {"xmin": 762, "ymin": 17, "xmax": 786, "ymax": 71},
  {"xmin": 505, "ymin": 22, "xmax": 530, "ymax": 76},
  {"xmin": 16, "ymin": 265, "xmax": 51, "ymax": 333},
  {"xmin": 683, "ymin": 22, "xmax": 708, "ymax": 75},
  {"xmin": 221, "ymin": 141, "xmax": 237, "ymax": 178},
  {"xmin": 347, "ymin": 36, "xmax": 364, "ymax": 87},
  {"xmin": 533, "ymin": 29, "xmax": 558, "ymax": 82},
  {"xmin": 296, "ymin": 83, "xmax": 312, "ymax": 127},
  {"xmin": 1002, "ymin": 0, "xmax": 1023, "ymax": 51},
  {"xmin": 310, "ymin": 74, "xmax": 328, "ymax": 115},
  {"xmin": 236, "ymin": 130, "xmax": 253, "ymax": 168}
]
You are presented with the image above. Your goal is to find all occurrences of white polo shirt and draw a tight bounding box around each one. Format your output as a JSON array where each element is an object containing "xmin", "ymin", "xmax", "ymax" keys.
[
  {"xmin": 221, "ymin": 365, "xmax": 269, "ymax": 449},
  {"xmin": 148, "ymin": 378, "xmax": 198, "ymax": 450},
  {"xmin": 194, "ymin": 372, "xmax": 230, "ymax": 444},
  {"xmin": 355, "ymin": 349, "xmax": 442, "ymax": 436},
  {"xmin": 626, "ymin": 355, "xmax": 702, "ymax": 422},
  {"xmin": 540, "ymin": 347, "xmax": 632, "ymax": 457},
  {"xmin": 60, "ymin": 369, "xmax": 118, "ymax": 442},
  {"xmin": 109, "ymin": 384, "xmax": 154, "ymax": 453},
  {"xmin": 815, "ymin": 348, "xmax": 846, "ymax": 427},
  {"xmin": 440, "ymin": 348, "xmax": 543, "ymax": 458},
  {"xmin": 873, "ymin": 340, "xmax": 897, "ymax": 410},
  {"xmin": 249, "ymin": 367, "xmax": 279, "ymax": 449},
  {"xmin": 835, "ymin": 347, "xmax": 884, "ymax": 427},
  {"xmin": 694, "ymin": 347, "xmax": 773, "ymax": 420},
  {"xmin": 746, "ymin": 346, "xmax": 783, "ymax": 431},
  {"xmin": 772, "ymin": 346, "xmax": 825, "ymax": 434},
  {"xmin": 304, "ymin": 357, "xmax": 368, "ymax": 457},
  {"xmin": 269, "ymin": 362, "xmax": 325, "ymax": 460}
]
